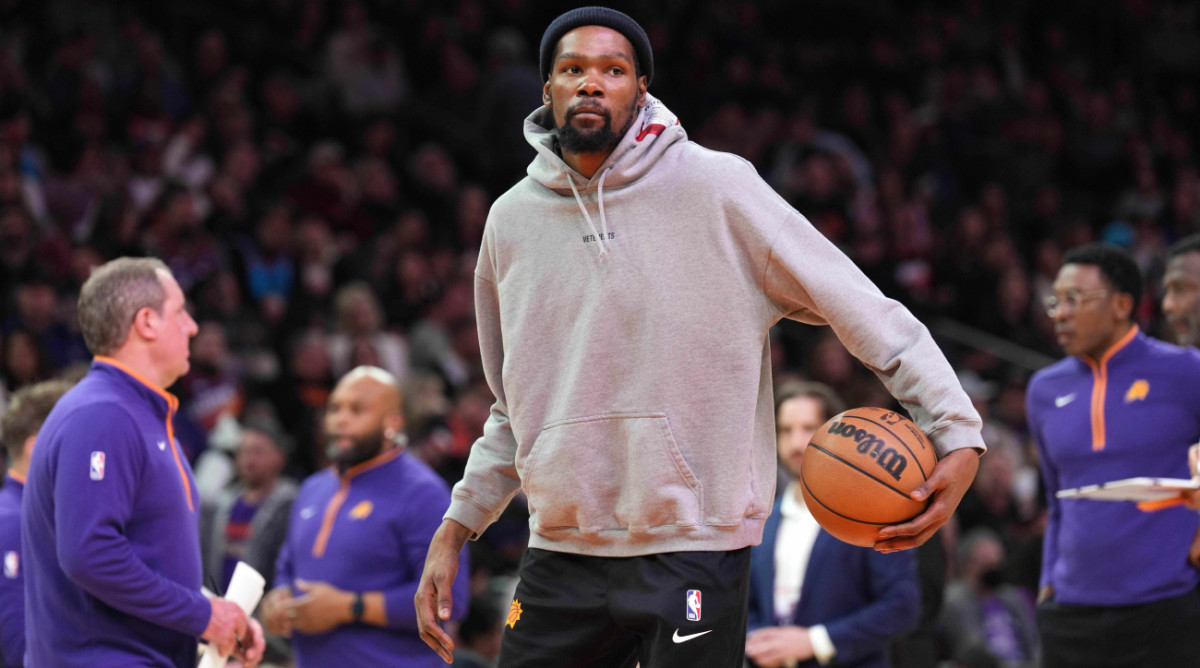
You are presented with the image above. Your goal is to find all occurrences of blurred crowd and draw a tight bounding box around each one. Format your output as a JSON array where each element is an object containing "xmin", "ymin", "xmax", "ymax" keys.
[{"xmin": 1, "ymin": 0, "xmax": 1198, "ymax": 665}]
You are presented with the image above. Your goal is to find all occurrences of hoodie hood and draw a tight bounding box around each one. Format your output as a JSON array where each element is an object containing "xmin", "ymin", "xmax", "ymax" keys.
[{"xmin": 524, "ymin": 92, "xmax": 685, "ymax": 195}]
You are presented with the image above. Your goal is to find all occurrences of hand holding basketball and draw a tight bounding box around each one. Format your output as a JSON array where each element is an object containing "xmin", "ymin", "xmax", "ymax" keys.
[
  {"xmin": 798, "ymin": 407, "xmax": 980, "ymax": 550},
  {"xmin": 875, "ymin": 448, "xmax": 979, "ymax": 552},
  {"xmin": 799, "ymin": 408, "xmax": 938, "ymax": 547}
]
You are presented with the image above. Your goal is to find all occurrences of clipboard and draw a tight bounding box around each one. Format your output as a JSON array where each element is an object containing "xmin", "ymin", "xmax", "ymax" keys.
[{"xmin": 1056, "ymin": 477, "xmax": 1200, "ymax": 511}]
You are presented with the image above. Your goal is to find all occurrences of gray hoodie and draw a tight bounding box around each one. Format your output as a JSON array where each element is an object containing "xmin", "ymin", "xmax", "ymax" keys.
[{"xmin": 445, "ymin": 94, "xmax": 983, "ymax": 557}]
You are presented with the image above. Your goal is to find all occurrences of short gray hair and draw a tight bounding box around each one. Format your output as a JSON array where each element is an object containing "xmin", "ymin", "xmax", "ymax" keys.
[{"xmin": 77, "ymin": 257, "xmax": 170, "ymax": 356}]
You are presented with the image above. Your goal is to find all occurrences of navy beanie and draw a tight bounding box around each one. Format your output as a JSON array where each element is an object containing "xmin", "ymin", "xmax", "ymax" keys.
[{"xmin": 539, "ymin": 7, "xmax": 653, "ymax": 84}]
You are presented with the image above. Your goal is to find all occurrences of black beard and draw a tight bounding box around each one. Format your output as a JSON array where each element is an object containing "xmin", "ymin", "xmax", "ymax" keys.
[
  {"xmin": 554, "ymin": 101, "xmax": 638, "ymax": 154},
  {"xmin": 327, "ymin": 428, "xmax": 387, "ymax": 473}
]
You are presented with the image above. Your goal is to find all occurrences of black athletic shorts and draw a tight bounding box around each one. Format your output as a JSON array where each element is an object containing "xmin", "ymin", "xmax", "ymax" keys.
[{"xmin": 498, "ymin": 547, "xmax": 752, "ymax": 668}]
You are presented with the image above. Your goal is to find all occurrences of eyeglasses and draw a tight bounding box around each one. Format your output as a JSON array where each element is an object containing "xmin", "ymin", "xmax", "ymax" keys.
[{"xmin": 1043, "ymin": 289, "xmax": 1109, "ymax": 316}]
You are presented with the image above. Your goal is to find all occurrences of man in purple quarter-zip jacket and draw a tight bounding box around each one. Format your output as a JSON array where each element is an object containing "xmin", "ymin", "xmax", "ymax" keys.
[
  {"xmin": 1028, "ymin": 243, "xmax": 1200, "ymax": 668},
  {"xmin": 0, "ymin": 378, "xmax": 72, "ymax": 668},
  {"xmin": 261, "ymin": 366, "xmax": 468, "ymax": 668},
  {"xmin": 22, "ymin": 257, "xmax": 264, "ymax": 668}
]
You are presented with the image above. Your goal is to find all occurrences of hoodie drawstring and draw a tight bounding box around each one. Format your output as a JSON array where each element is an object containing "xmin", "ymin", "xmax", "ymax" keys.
[{"xmin": 566, "ymin": 169, "xmax": 612, "ymax": 261}]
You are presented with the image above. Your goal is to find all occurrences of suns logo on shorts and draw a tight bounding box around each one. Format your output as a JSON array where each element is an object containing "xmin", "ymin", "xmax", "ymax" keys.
[
  {"xmin": 506, "ymin": 598, "xmax": 523, "ymax": 628},
  {"xmin": 1125, "ymin": 380, "xmax": 1150, "ymax": 403}
]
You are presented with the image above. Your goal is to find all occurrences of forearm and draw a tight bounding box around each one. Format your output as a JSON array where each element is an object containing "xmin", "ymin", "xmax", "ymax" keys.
[{"xmin": 62, "ymin": 541, "xmax": 211, "ymax": 635}]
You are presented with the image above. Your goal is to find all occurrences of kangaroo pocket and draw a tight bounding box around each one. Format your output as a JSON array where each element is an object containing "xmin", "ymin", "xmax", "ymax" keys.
[{"xmin": 523, "ymin": 411, "xmax": 703, "ymax": 535}]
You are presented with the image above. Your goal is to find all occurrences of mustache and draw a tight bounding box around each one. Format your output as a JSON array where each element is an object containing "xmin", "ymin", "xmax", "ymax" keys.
[{"xmin": 567, "ymin": 103, "xmax": 611, "ymax": 120}]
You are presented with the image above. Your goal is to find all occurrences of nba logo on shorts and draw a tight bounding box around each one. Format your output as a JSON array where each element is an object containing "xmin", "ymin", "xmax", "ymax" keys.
[
  {"xmin": 686, "ymin": 589, "xmax": 701, "ymax": 621},
  {"xmin": 90, "ymin": 451, "xmax": 105, "ymax": 481},
  {"xmin": 3, "ymin": 551, "xmax": 16, "ymax": 579}
]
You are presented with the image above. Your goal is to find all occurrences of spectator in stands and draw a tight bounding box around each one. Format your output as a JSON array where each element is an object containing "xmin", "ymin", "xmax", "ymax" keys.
[
  {"xmin": 2, "ymin": 329, "xmax": 50, "ymax": 393},
  {"xmin": 3, "ymin": 273, "xmax": 89, "ymax": 369},
  {"xmin": 199, "ymin": 416, "xmax": 297, "ymax": 592},
  {"xmin": 940, "ymin": 528, "xmax": 1039, "ymax": 668},
  {"xmin": 328, "ymin": 282, "xmax": 408, "ymax": 383}
]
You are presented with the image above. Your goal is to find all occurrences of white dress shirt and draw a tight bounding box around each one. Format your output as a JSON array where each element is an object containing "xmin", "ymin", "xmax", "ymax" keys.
[{"xmin": 771, "ymin": 482, "xmax": 836, "ymax": 665}]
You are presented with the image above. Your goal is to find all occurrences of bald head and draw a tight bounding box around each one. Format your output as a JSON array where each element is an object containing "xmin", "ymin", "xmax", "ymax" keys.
[
  {"xmin": 325, "ymin": 366, "xmax": 405, "ymax": 472},
  {"xmin": 335, "ymin": 365, "xmax": 403, "ymax": 413}
]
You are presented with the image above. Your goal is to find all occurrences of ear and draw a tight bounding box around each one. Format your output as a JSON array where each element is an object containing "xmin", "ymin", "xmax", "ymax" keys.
[
  {"xmin": 543, "ymin": 81, "xmax": 552, "ymax": 107},
  {"xmin": 636, "ymin": 76, "xmax": 648, "ymax": 109},
  {"xmin": 1112, "ymin": 292, "xmax": 1135, "ymax": 321},
  {"xmin": 130, "ymin": 306, "xmax": 160, "ymax": 342},
  {"xmin": 384, "ymin": 413, "xmax": 405, "ymax": 440}
]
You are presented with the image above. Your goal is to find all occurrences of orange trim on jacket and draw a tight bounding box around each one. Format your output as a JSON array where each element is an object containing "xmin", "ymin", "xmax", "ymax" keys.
[
  {"xmin": 1081, "ymin": 326, "xmax": 1139, "ymax": 451},
  {"xmin": 92, "ymin": 356, "xmax": 194, "ymax": 512},
  {"xmin": 311, "ymin": 447, "xmax": 403, "ymax": 557}
]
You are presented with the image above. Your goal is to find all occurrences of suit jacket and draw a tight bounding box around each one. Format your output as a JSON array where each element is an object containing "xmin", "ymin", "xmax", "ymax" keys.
[{"xmin": 748, "ymin": 495, "xmax": 921, "ymax": 668}]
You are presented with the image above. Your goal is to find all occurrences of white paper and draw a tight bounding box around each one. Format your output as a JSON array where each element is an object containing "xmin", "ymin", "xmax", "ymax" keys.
[
  {"xmin": 1056, "ymin": 477, "xmax": 1200, "ymax": 502},
  {"xmin": 198, "ymin": 561, "xmax": 266, "ymax": 668}
]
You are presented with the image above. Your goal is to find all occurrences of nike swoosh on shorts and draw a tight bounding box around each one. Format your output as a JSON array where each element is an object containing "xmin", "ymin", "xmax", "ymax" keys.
[{"xmin": 672, "ymin": 629, "xmax": 713, "ymax": 644}]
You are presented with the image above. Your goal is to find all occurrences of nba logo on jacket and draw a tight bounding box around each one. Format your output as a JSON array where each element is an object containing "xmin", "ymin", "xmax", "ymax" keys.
[
  {"xmin": 90, "ymin": 451, "xmax": 105, "ymax": 481},
  {"xmin": 686, "ymin": 589, "xmax": 701, "ymax": 621}
]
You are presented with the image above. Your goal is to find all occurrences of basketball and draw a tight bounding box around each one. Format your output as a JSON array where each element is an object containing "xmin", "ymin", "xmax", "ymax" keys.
[{"xmin": 799, "ymin": 407, "xmax": 937, "ymax": 547}]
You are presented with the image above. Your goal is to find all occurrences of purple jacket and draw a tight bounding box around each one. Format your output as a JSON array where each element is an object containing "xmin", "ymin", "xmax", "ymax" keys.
[
  {"xmin": 1028, "ymin": 329, "xmax": 1200, "ymax": 606},
  {"xmin": 23, "ymin": 358, "xmax": 210, "ymax": 667},
  {"xmin": 277, "ymin": 449, "xmax": 469, "ymax": 668},
  {"xmin": 0, "ymin": 472, "xmax": 25, "ymax": 667}
]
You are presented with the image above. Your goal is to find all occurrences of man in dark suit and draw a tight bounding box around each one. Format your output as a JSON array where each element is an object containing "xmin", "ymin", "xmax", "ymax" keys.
[{"xmin": 747, "ymin": 382, "xmax": 920, "ymax": 668}]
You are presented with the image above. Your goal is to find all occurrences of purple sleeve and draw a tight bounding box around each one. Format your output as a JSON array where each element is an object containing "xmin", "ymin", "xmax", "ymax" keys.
[
  {"xmin": 274, "ymin": 529, "xmax": 295, "ymax": 590},
  {"xmin": 1027, "ymin": 391, "xmax": 1059, "ymax": 592},
  {"xmin": 53, "ymin": 406, "xmax": 211, "ymax": 636},
  {"xmin": 383, "ymin": 484, "xmax": 470, "ymax": 630}
]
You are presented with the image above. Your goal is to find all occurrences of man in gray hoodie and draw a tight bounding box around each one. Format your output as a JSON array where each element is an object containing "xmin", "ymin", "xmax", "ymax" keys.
[{"xmin": 416, "ymin": 7, "xmax": 984, "ymax": 667}]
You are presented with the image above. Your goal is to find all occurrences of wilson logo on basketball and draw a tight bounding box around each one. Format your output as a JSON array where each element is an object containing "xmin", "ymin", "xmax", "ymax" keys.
[{"xmin": 826, "ymin": 421, "xmax": 908, "ymax": 481}]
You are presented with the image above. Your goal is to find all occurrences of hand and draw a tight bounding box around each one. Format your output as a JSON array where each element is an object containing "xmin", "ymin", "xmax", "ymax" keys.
[
  {"xmin": 745, "ymin": 626, "xmax": 813, "ymax": 668},
  {"xmin": 202, "ymin": 598, "xmax": 249, "ymax": 658},
  {"xmin": 415, "ymin": 519, "xmax": 471, "ymax": 663},
  {"xmin": 261, "ymin": 586, "xmax": 294, "ymax": 637},
  {"xmin": 875, "ymin": 447, "xmax": 980, "ymax": 552},
  {"xmin": 232, "ymin": 618, "xmax": 265, "ymax": 668},
  {"xmin": 286, "ymin": 579, "xmax": 354, "ymax": 634}
]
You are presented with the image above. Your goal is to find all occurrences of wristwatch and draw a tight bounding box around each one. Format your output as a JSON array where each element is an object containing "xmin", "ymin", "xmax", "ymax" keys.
[{"xmin": 351, "ymin": 592, "xmax": 364, "ymax": 622}]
